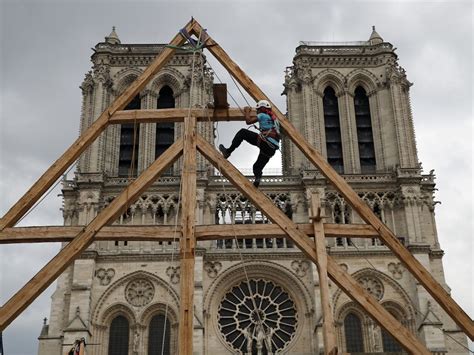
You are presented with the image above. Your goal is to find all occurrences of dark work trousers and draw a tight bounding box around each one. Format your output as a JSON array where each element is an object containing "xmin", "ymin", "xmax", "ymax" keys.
[{"xmin": 227, "ymin": 129, "xmax": 277, "ymax": 179}]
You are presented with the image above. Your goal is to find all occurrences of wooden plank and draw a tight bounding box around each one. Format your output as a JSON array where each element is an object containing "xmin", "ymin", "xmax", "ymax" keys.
[
  {"xmin": 192, "ymin": 20, "xmax": 474, "ymax": 339},
  {"xmin": 178, "ymin": 116, "xmax": 197, "ymax": 355},
  {"xmin": 310, "ymin": 193, "xmax": 337, "ymax": 355},
  {"xmin": 196, "ymin": 134, "xmax": 430, "ymax": 354},
  {"xmin": 0, "ymin": 223, "xmax": 378, "ymax": 244},
  {"xmin": 0, "ymin": 19, "xmax": 195, "ymax": 231},
  {"xmin": 0, "ymin": 139, "xmax": 183, "ymax": 331},
  {"xmin": 109, "ymin": 107, "xmax": 254, "ymax": 124},
  {"xmin": 0, "ymin": 223, "xmax": 379, "ymax": 244}
]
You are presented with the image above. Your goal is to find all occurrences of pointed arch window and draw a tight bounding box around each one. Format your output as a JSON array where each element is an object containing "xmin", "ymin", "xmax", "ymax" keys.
[
  {"xmin": 382, "ymin": 311, "xmax": 403, "ymax": 352},
  {"xmin": 119, "ymin": 94, "xmax": 141, "ymax": 177},
  {"xmin": 156, "ymin": 86, "xmax": 175, "ymax": 159},
  {"xmin": 148, "ymin": 314, "xmax": 171, "ymax": 355},
  {"xmin": 344, "ymin": 312, "xmax": 364, "ymax": 352},
  {"xmin": 354, "ymin": 86, "xmax": 376, "ymax": 173},
  {"xmin": 108, "ymin": 315, "xmax": 129, "ymax": 355},
  {"xmin": 323, "ymin": 87, "xmax": 344, "ymax": 173}
]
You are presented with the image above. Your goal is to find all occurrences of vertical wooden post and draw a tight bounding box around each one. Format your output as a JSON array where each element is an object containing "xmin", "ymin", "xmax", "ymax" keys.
[
  {"xmin": 310, "ymin": 193, "xmax": 338, "ymax": 355},
  {"xmin": 79, "ymin": 338, "xmax": 85, "ymax": 355},
  {"xmin": 178, "ymin": 116, "xmax": 197, "ymax": 354}
]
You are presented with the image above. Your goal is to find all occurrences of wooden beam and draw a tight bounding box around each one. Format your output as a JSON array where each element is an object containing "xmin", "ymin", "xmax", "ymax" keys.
[
  {"xmin": 196, "ymin": 134, "xmax": 430, "ymax": 354},
  {"xmin": 0, "ymin": 19, "xmax": 195, "ymax": 231},
  {"xmin": 0, "ymin": 223, "xmax": 379, "ymax": 244},
  {"xmin": 109, "ymin": 107, "xmax": 253, "ymax": 124},
  {"xmin": 178, "ymin": 116, "xmax": 197, "ymax": 355},
  {"xmin": 0, "ymin": 139, "xmax": 183, "ymax": 331},
  {"xmin": 192, "ymin": 20, "xmax": 474, "ymax": 339},
  {"xmin": 310, "ymin": 193, "xmax": 338, "ymax": 355}
]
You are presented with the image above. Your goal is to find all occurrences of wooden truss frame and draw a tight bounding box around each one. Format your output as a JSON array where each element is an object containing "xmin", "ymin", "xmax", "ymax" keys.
[{"xmin": 0, "ymin": 18, "xmax": 472, "ymax": 355}]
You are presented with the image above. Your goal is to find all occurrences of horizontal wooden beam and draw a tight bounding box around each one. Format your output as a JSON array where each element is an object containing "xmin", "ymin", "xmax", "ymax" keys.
[
  {"xmin": 0, "ymin": 223, "xmax": 378, "ymax": 244},
  {"xmin": 109, "ymin": 108, "xmax": 254, "ymax": 124}
]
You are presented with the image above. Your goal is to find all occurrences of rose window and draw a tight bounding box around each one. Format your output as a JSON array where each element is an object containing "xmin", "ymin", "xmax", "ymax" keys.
[
  {"xmin": 218, "ymin": 279, "xmax": 298, "ymax": 354},
  {"xmin": 125, "ymin": 279, "xmax": 155, "ymax": 307},
  {"xmin": 358, "ymin": 276, "xmax": 384, "ymax": 300}
]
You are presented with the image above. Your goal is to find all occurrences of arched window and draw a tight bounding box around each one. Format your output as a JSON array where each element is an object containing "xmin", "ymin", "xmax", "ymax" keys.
[
  {"xmin": 382, "ymin": 311, "xmax": 403, "ymax": 352},
  {"xmin": 148, "ymin": 314, "xmax": 171, "ymax": 355},
  {"xmin": 354, "ymin": 86, "xmax": 376, "ymax": 173},
  {"xmin": 344, "ymin": 312, "xmax": 364, "ymax": 352},
  {"xmin": 119, "ymin": 94, "xmax": 141, "ymax": 177},
  {"xmin": 156, "ymin": 86, "xmax": 175, "ymax": 159},
  {"xmin": 323, "ymin": 87, "xmax": 344, "ymax": 173},
  {"xmin": 108, "ymin": 315, "xmax": 129, "ymax": 355}
]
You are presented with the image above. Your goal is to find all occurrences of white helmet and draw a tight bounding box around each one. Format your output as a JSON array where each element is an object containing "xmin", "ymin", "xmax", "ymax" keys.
[{"xmin": 256, "ymin": 100, "xmax": 271, "ymax": 109}]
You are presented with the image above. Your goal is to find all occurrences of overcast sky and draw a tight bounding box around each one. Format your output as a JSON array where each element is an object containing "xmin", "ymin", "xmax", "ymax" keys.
[{"xmin": 0, "ymin": 1, "xmax": 472, "ymax": 354}]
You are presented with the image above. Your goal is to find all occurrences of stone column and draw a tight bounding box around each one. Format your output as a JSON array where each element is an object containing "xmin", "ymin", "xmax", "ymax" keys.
[
  {"xmin": 368, "ymin": 89, "xmax": 386, "ymax": 172},
  {"xmin": 139, "ymin": 89, "xmax": 158, "ymax": 173},
  {"xmin": 78, "ymin": 71, "xmax": 95, "ymax": 173},
  {"xmin": 339, "ymin": 89, "xmax": 359, "ymax": 173}
]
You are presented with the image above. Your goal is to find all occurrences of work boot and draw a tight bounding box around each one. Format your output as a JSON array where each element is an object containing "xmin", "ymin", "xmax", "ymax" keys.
[
  {"xmin": 219, "ymin": 144, "xmax": 231, "ymax": 159},
  {"xmin": 253, "ymin": 177, "xmax": 261, "ymax": 188}
]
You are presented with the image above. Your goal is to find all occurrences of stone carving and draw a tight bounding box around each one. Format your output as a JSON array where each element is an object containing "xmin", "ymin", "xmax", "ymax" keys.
[
  {"xmin": 358, "ymin": 276, "xmax": 384, "ymax": 300},
  {"xmin": 204, "ymin": 261, "xmax": 222, "ymax": 278},
  {"xmin": 166, "ymin": 266, "xmax": 180, "ymax": 284},
  {"xmin": 388, "ymin": 262, "xmax": 404, "ymax": 279},
  {"xmin": 125, "ymin": 279, "xmax": 155, "ymax": 307},
  {"xmin": 96, "ymin": 268, "xmax": 115, "ymax": 286},
  {"xmin": 132, "ymin": 330, "xmax": 140, "ymax": 354},
  {"xmin": 291, "ymin": 260, "xmax": 310, "ymax": 277},
  {"xmin": 339, "ymin": 263, "xmax": 348, "ymax": 273}
]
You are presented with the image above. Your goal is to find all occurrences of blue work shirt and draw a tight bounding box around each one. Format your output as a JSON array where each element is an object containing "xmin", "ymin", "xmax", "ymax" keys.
[{"xmin": 257, "ymin": 112, "xmax": 280, "ymax": 149}]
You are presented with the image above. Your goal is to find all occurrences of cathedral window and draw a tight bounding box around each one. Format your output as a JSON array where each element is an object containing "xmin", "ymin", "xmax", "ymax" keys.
[
  {"xmin": 381, "ymin": 311, "xmax": 403, "ymax": 352},
  {"xmin": 108, "ymin": 315, "xmax": 129, "ymax": 355},
  {"xmin": 323, "ymin": 87, "xmax": 344, "ymax": 173},
  {"xmin": 354, "ymin": 86, "xmax": 376, "ymax": 173},
  {"xmin": 119, "ymin": 94, "xmax": 141, "ymax": 177},
  {"xmin": 148, "ymin": 314, "xmax": 171, "ymax": 355},
  {"xmin": 156, "ymin": 86, "xmax": 175, "ymax": 160},
  {"xmin": 218, "ymin": 279, "xmax": 298, "ymax": 354},
  {"xmin": 344, "ymin": 312, "xmax": 364, "ymax": 352}
]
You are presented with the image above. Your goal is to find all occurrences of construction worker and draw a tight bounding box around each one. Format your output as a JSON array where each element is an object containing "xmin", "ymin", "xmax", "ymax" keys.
[{"xmin": 219, "ymin": 100, "xmax": 280, "ymax": 187}]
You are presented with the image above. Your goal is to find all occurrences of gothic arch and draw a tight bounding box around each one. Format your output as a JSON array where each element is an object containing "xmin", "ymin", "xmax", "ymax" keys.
[
  {"xmin": 346, "ymin": 68, "xmax": 380, "ymax": 95},
  {"xmin": 332, "ymin": 268, "xmax": 416, "ymax": 320},
  {"xmin": 92, "ymin": 270, "xmax": 180, "ymax": 325},
  {"xmin": 313, "ymin": 69, "xmax": 346, "ymax": 96},
  {"xmin": 113, "ymin": 67, "xmax": 144, "ymax": 95},
  {"xmin": 149, "ymin": 68, "xmax": 186, "ymax": 97},
  {"xmin": 100, "ymin": 302, "xmax": 136, "ymax": 326},
  {"xmin": 140, "ymin": 302, "xmax": 178, "ymax": 326}
]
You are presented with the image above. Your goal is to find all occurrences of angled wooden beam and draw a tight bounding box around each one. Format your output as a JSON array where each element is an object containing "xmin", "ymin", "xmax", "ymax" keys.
[
  {"xmin": 0, "ymin": 139, "xmax": 183, "ymax": 331},
  {"xmin": 178, "ymin": 116, "xmax": 198, "ymax": 355},
  {"xmin": 192, "ymin": 20, "xmax": 474, "ymax": 339},
  {"xmin": 0, "ymin": 19, "xmax": 195, "ymax": 231},
  {"xmin": 310, "ymin": 193, "xmax": 338, "ymax": 355},
  {"xmin": 110, "ymin": 108, "xmax": 254, "ymax": 124},
  {"xmin": 196, "ymin": 134, "xmax": 430, "ymax": 354},
  {"xmin": 0, "ymin": 223, "xmax": 378, "ymax": 244}
]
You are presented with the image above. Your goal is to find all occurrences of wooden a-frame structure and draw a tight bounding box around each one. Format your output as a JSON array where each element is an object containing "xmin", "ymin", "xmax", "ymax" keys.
[{"xmin": 0, "ymin": 18, "xmax": 472, "ymax": 354}]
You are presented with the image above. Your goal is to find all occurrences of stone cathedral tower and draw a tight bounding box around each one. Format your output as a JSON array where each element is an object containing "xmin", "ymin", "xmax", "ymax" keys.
[{"xmin": 37, "ymin": 27, "xmax": 468, "ymax": 354}]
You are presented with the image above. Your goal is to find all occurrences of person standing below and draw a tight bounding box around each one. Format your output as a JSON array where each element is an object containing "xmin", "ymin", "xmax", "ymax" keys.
[{"xmin": 219, "ymin": 100, "xmax": 280, "ymax": 187}]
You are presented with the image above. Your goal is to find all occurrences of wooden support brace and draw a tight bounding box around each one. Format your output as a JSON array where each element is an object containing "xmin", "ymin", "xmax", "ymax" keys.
[
  {"xmin": 310, "ymin": 192, "xmax": 338, "ymax": 355},
  {"xmin": 0, "ymin": 222, "xmax": 379, "ymax": 244},
  {"xmin": 196, "ymin": 134, "xmax": 430, "ymax": 354},
  {"xmin": 178, "ymin": 116, "xmax": 197, "ymax": 355},
  {"xmin": 0, "ymin": 139, "xmax": 183, "ymax": 331},
  {"xmin": 109, "ymin": 107, "xmax": 254, "ymax": 124},
  {"xmin": 0, "ymin": 18, "xmax": 195, "ymax": 231},
  {"xmin": 191, "ymin": 19, "xmax": 474, "ymax": 339}
]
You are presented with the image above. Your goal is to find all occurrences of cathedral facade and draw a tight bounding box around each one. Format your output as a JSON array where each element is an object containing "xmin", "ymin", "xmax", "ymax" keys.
[{"xmin": 37, "ymin": 27, "xmax": 468, "ymax": 354}]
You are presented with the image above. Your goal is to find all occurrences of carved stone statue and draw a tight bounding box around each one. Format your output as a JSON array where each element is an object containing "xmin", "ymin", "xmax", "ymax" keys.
[{"xmin": 132, "ymin": 330, "xmax": 140, "ymax": 354}]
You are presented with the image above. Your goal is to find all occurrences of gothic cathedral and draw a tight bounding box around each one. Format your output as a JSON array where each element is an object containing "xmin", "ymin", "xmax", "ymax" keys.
[{"xmin": 37, "ymin": 27, "xmax": 468, "ymax": 354}]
